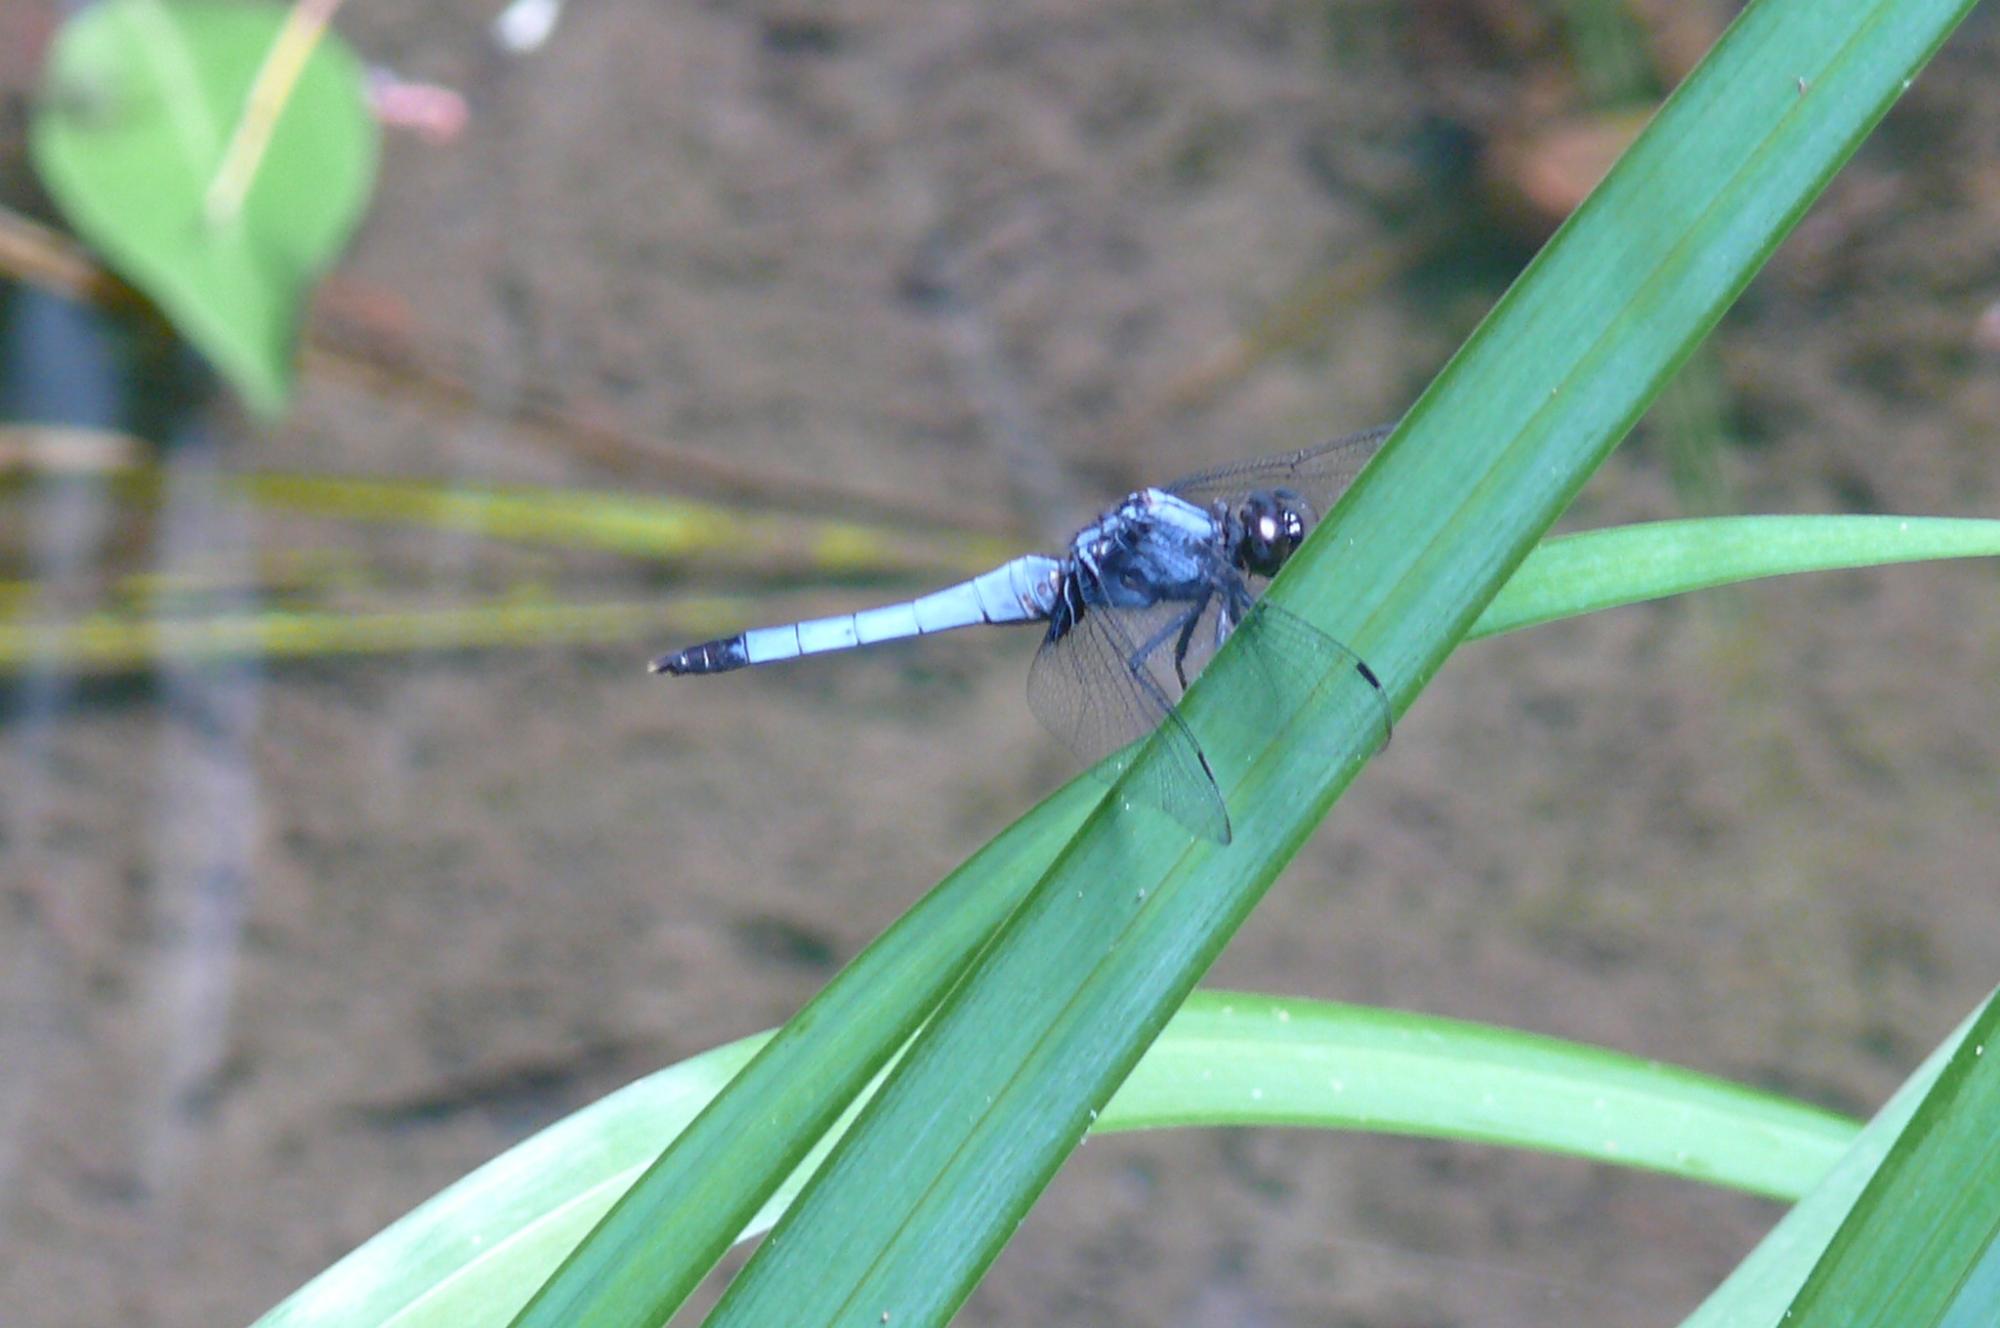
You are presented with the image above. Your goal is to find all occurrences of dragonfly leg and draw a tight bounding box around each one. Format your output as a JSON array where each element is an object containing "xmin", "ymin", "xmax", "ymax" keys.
[
  {"xmin": 1169, "ymin": 588, "xmax": 1214, "ymax": 690},
  {"xmin": 1125, "ymin": 602, "xmax": 1204, "ymax": 692},
  {"xmin": 1217, "ymin": 584, "xmax": 1256, "ymax": 652}
]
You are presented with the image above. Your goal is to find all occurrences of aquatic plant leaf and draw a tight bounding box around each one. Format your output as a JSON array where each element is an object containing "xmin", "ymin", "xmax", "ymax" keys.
[
  {"xmin": 30, "ymin": 0, "xmax": 377, "ymax": 415},
  {"xmin": 249, "ymin": 994, "xmax": 1857, "ymax": 1328}
]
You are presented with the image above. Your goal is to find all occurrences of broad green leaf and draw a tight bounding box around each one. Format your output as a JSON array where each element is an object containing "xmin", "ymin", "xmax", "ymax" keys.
[
  {"xmin": 30, "ymin": 0, "xmax": 377, "ymax": 414},
  {"xmin": 681, "ymin": 3, "xmax": 1981, "ymax": 1327},
  {"xmin": 497, "ymin": 783, "xmax": 1093, "ymax": 1328},
  {"xmin": 1939, "ymin": 1234, "xmax": 2000, "ymax": 1328},
  {"xmin": 212, "ymin": 503, "xmax": 1978, "ymax": 1326},
  {"xmin": 1783, "ymin": 989, "xmax": 2000, "ymax": 1326},
  {"xmin": 1682, "ymin": 996, "xmax": 1985, "ymax": 1327},
  {"xmin": 250, "ymin": 994, "xmax": 1856, "ymax": 1328},
  {"xmin": 251, "ymin": 1035, "xmax": 772, "ymax": 1328}
]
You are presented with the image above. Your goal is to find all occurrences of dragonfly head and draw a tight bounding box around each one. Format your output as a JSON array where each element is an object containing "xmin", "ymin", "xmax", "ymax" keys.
[{"xmin": 1235, "ymin": 489, "xmax": 1311, "ymax": 578}]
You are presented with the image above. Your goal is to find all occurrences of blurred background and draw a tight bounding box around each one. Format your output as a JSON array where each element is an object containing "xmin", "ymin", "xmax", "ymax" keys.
[{"xmin": 3, "ymin": 2, "xmax": 1999, "ymax": 1325}]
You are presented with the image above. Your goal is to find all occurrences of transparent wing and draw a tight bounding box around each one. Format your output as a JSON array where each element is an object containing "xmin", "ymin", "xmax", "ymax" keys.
[
  {"xmin": 1026, "ymin": 601, "xmax": 1231, "ymax": 842},
  {"xmin": 1221, "ymin": 600, "xmax": 1394, "ymax": 753},
  {"xmin": 1023, "ymin": 585, "xmax": 1393, "ymax": 842},
  {"xmin": 1166, "ymin": 424, "xmax": 1393, "ymax": 520}
]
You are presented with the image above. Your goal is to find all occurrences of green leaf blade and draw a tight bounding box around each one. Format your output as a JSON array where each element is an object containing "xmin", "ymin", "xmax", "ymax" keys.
[
  {"xmin": 1682, "ymin": 997, "xmax": 1989, "ymax": 1328},
  {"xmin": 252, "ymin": 993, "xmax": 1858, "ymax": 1328},
  {"xmin": 30, "ymin": 0, "xmax": 378, "ymax": 414},
  {"xmin": 499, "ymin": 785, "xmax": 1098, "ymax": 1328},
  {"xmin": 1126, "ymin": 993, "xmax": 1857, "ymax": 1203},
  {"xmin": 1473, "ymin": 516, "xmax": 2000, "ymax": 640},
  {"xmin": 1781, "ymin": 991, "xmax": 2000, "ymax": 1327},
  {"xmin": 689, "ymin": 2, "xmax": 1981, "ymax": 1326}
]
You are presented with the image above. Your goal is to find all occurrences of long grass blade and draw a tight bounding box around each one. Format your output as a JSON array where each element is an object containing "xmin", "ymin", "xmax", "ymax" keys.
[
  {"xmin": 1779, "ymin": 989, "xmax": 2000, "ymax": 1326},
  {"xmin": 686, "ymin": 3, "xmax": 1981, "ymax": 1325},
  {"xmin": 1681, "ymin": 995, "xmax": 1989, "ymax": 1327},
  {"xmin": 252, "ymin": 993, "xmax": 1856, "ymax": 1328},
  {"xmin": 1469, "ymin": 516, "xmax": 2000, "ymax": 639}
]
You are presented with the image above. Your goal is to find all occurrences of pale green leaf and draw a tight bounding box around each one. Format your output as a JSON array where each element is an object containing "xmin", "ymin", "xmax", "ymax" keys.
[{"xmin": 30, "ymin": 0, "xmax": 377, "ymax": 413}]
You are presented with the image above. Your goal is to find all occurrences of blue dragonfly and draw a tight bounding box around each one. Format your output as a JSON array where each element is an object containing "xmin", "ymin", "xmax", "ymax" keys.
[{"xmin": 654, "ymin": 426, "xmax": 1393, "ymax": 841}]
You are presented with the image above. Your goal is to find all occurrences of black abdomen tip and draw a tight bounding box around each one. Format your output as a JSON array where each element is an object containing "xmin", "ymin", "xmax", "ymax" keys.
[{"xmin": 651, "ymin": 637, "xmax": 750, "ymax": 676}]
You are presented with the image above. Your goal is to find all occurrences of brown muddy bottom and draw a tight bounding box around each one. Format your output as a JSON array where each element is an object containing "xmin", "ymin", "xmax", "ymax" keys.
[{"xmin": 4, "ymin": 3, "xmax": 1999, "ymax": 1325}]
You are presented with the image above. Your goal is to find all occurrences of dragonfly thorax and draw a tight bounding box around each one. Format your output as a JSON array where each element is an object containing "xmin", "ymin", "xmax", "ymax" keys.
[{"xmin": 1068, "ymin": 490, "xmax": 1220, "ymax": 612}]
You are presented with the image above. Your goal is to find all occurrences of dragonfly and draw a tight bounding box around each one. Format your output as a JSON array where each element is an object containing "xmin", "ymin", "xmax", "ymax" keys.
[{"xmin": 652, "ymin": 425, "xmax": 1394, "ymax": 842}]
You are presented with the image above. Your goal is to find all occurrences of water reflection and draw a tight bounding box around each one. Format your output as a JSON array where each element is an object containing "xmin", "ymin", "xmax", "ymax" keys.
[{"xmin": 1, "ymin": 288, "xmax": 260, "ymax": 1247}]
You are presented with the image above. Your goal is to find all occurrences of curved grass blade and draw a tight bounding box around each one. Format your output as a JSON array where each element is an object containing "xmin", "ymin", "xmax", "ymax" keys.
[
  {"xmin": 1115, "ymin": 993, "xmax": 1855, "ymax": 1203},
  {"xmin": 1779, "ymin": 988, "xmax": 2000, "ymax": 1327},
  {"xmin": 202, "ymin": 498, "xmax": 1989, "ymax": 1323},
  {"xmin": 492, "ymin": 498, "xmax": 1992, "ymax": 1320},
  {"xmin": 252, "ymin": 1035, "xmax": 772, "ymax": 1328},
  {"xmin": 497, "ymin": 782, "xmax": 1097, "ymax": 1328},
  {"xmin": 222, "ymin": 501, "xmax": 1991, "ymax": 1327},
  {"xmin": 690, "ymin": 4, "xmax": 1982, "ymax": 1326},
  {"xmin": 1682, "ymin": 994, "xmax": 1989, "ymax": 1327},
  {"xmin": 1470, "ymin": 516, "xmax": 2000, "ymax": 640},
  {"xmin": 1941, "ymin": 1243, "xmax": 2000, "ymax": 1328},
  {"xmin": 251, "ymin": 993, "xmax": 1856, "ymax": 1328}
]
